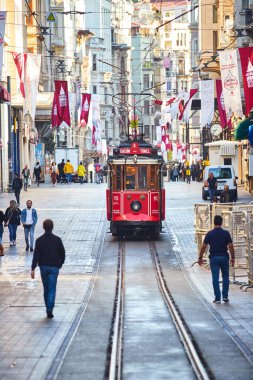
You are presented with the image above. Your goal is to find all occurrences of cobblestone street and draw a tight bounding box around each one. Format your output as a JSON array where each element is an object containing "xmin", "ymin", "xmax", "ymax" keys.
[{"xmin": 0, "ymin": 181, "xmax": 253, "ymax": 379}]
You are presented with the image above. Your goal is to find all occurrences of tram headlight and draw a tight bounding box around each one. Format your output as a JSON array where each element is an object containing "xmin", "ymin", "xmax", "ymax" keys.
[{"xmin": 131, "ymin": 200, "xmax": 142, "ymax": 212}]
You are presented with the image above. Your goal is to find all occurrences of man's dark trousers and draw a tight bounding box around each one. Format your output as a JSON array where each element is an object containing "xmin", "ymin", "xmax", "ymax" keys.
[
  {"xmin": 40, "ymin": 266, "xmax": 59, "ymax": 313},
  {"xmin": 210, "ymin": 256, "xmax": 229, "ymax": 301}
]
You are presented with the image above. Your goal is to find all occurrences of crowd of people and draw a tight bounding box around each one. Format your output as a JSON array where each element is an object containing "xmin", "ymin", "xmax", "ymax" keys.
[{"xmin": 169, "ymin": 160, "xmax": 205, "ymax": 183}]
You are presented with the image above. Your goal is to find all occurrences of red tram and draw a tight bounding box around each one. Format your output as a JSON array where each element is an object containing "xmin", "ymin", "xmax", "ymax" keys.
[{"xmin": 106, "ymin": 138, "xmax": 165, "ymax": 237}]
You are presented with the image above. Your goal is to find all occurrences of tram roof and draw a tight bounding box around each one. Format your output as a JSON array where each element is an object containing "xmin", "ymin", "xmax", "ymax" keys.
[{"xmin": 107, "ymin": 158, "xmax": 164, "ymax": 164}]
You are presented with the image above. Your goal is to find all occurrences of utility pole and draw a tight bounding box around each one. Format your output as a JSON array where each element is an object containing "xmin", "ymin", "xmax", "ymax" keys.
[{"xmin": 7, "ymin": 76, "xmax": 13, "ymax": 192}]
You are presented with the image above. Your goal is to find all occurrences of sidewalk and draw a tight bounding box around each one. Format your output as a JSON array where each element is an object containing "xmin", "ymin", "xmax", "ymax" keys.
[
  {"xmin": 165, "ymin": 180, "xmax": 253, "ymax": 360},
  {"xmin": 0, "ymin": 183, "xmax": 106, "ymax": 379}
]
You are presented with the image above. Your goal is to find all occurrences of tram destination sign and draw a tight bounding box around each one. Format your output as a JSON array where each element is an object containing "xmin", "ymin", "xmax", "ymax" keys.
[{"xmin": 119, "ymin": 143, "xmax": 151, "ymax": 155}]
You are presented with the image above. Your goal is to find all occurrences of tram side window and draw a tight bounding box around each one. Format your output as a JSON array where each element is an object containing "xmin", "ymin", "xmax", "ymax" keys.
[
  {"xmin": 126, "ymin": 165, "xmax": 136, "ymax": 190},
  {"xmin": 150, "ymin": 166, "xmax": 156, "ymax": 189},
  {"xmin": 138, "ymin": 166, "xmax": 148, "ymax": 189},
  {"xmin": 114, "ymin": 165, "xmax": 121, "ymax": 190}
]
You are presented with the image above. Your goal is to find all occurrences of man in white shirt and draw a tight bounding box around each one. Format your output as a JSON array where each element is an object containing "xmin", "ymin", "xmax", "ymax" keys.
[{"xmin": 21, "ymin": 200, "xmax": 38, "ymax": 252}]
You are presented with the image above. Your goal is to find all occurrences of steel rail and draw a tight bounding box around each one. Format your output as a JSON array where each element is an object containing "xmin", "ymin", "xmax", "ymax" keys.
[
  {"xmin": 108, "ymin": 241, "xmax": 125, "ymax": 380},
  {"xmin": 149, "ymin": 241, "xmax": 211, "ymax": 380}
]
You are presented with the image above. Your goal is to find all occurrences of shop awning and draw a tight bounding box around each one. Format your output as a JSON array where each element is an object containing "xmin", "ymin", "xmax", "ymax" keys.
[
  {"xmin": 0, "ymin": 83, "xmax": 10, "ymax": 102},
  {"xmin": 234, "ymin": 117, "xmax": 253, "ymax": 140}
]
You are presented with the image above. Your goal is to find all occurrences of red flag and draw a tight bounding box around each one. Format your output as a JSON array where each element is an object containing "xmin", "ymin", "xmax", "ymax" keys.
[
  {"xmin": 178, "ymin": 89, "xmax": 198, "ymax": 121},
  {"xmin": 12, "ymin": 52, "xmax": 27, "ymax": 97},
  {"xmin": 216, "ymin": 80, "xmax": 232, "ymax": 129},
  {"xmin": 166, "ymin": 98, "xmax": 175, "ymax": 106},
  {"xmin": 80, "ymin": 93, "xmax": 91, "ymax": 126},
  {"xmin": 51, "ymin": 81, "xmax": 70, "ymax": 128},
  {"xmin": 239, "ymin": 47, "xmax": 253, "ymax": 116},
  {"xmin": 154, "ymin": 99, "xmax": 163, "ymax": 105}
]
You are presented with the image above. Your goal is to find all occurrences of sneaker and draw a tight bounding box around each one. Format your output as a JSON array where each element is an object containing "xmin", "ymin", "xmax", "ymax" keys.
[
  {"xmin": 47, "ymin": 311, "xmax": 54, "ymax": 318},
  {"xmin": 223, "ymin": 298, "xmax": 229, "ymax": 303},
  {"xmin": 213, "ymin": 299, "xmax": 221, "ymax": 304},
  {"xmin": 30, "ymin": 247, "xmax": 33, "ymax": 252},
  {"xmin": 26, "ymin": 245, "xmax": 29, "ymax": 251},
  {"xmin": 13, "ymin": 241, "xmax": 16, "ymax": 246},
  {"xmin": 10, "ymin": 242, "xmax": 13, "ymax": 247}
]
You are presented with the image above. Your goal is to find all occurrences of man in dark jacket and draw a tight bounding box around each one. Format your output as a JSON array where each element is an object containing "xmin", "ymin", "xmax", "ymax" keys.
[
  {"xmin": 31, "ymin": 219, "xmax": 65, "ymax": 318},
  {"xmin": 57, "ymin": 159, "xmax": 66, "ymax": 183},
  {"xmin": 12, "ymin": 173, "xmax": 23, "ymax": 206},
  {"xmin": 33, "ymin": 162, "xmax": 42, "ymax": 187}
]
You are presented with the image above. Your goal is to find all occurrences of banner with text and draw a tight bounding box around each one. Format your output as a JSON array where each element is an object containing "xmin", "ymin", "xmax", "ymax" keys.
[
  {"xmin": 200, "ymin": 80, "xmax": 214, "ymax": 128},
  {"xmin": 52, "ymin": 80, "xmax": 70, "ymax": 128},
  {"xmin": 218, "ymin": 49, "xmax": 243, "ymax": 118},
  {"xmin": 239, "ymin": 46, "xmax": 253, "ymax": 116},
  {"xmin": 80, "ymin": 93, "xmax": 91, "ymax": 126}
]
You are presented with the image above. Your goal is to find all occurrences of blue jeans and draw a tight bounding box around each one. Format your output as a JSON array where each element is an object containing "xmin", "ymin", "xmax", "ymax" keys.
[
  {"xmin": 24, "ymin": 225, "xmax": 35, "ymax": 248},
  {"xmin": 8, "ymin": 224, "xmax": 18, "ymax": 242},
  {"xmin": 210, "ymin": 256, "xmax": 229, "ymax": 300},
  {"xmin": 0, "ymin": 224, "xmax": 3, "ymax": 244},
  {"xmin": 209, "ymin": 188, "xmax": 215, "ymax": 202},
  {"xmin": 40, "ymin": 266, "xmax": 59, "ymax": 312},
  {"xmin": 66, "ymin": 173, "xmax": 72, "ymax": 183}
]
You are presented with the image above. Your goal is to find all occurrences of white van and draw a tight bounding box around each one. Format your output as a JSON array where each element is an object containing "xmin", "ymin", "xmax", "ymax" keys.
[{"xmin": 202, "ymin": 165, "xmax": 237, "ymax": 201}]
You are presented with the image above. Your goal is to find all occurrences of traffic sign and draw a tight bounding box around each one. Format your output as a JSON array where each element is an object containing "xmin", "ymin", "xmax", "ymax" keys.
[{"xmin": 47, "ymin": 12, "xmax": 56, "ymax": 23}]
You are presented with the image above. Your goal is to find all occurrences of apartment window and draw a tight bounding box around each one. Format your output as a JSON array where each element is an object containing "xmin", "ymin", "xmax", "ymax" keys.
[
  {"xmin": 121, "ymin": 57, "xmax": 126, "ymax": 72},
  {"xmin": 213, "ymin": 31, "xmax": 218, "ymax": 52},
  {"xmin": 92, "ymin": 54, "xmax": 97, "ymax": 71},
  {"xmin": 104, "ymin": 87, "xmax": 108, "ymax": 104},
  {"xmin": 144, "ymin": 100, "xmax": 149, "ymax": 115},
  {"xmin": 242, "ymin": 0, "xmax": 250, "ymax": 10},
  {"xmin": 93, "ymin": 85, "xmax": 97, "ymax": 94},
  {"xmin": 165, "ymin": 68, "xmax": 171, "ymax": 77},
  {"xmin": 178, "ymin": 59, "xmax": 185, "ymax": 75},
  {"xmin": 143, "ymin": 74, "xmax": 149, "ymax": 89},
  {"xmin": 144, "ymin": 125, "xmax": 149, "ymax": 138},
  {"xmin": 213, "ymin": 5, "xmax": 218, "ymax": 23},
  {"xmin": 166, "ymin": 81, "xmax": 171, "ymax": 93}
]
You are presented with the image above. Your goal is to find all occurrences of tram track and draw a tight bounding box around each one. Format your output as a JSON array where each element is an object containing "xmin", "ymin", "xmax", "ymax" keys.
[{"xmin": 106, "ymin": 240, "xmax": 212, "ymax": 380}]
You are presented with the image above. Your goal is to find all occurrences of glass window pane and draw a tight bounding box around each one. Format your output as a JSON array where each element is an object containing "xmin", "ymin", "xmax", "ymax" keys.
[
  {"xmin": 126, "ymin": 165, "xmax": 136, "ymax": 190},
  {"xmin": 150, "ymin": 166, "xmax": 156, "ymax": 189},
  {"xmin": 138, "ymin": 166, "xmax": 147, "ymax": 189},
  {"xmin": 115, "ymin": 166, "xmax": 121, "ymax": 190}
]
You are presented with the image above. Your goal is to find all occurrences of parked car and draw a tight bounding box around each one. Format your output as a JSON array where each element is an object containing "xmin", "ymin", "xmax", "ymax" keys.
[{"xmin": 202, "ymin": 165, "xmax": 238, "ymax": 201}]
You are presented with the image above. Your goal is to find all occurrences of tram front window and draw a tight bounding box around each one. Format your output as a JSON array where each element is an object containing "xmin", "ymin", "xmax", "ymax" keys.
[
  {"xmin": 138, "ymin": 166, "xmax": 147, "ymax": 189},
  {"xmin": 126, "ymin": 165, "xmax": 136, "ymax": 189}
]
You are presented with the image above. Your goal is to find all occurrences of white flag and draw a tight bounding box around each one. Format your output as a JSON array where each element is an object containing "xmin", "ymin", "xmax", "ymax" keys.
[
  {"xmin": 200, "ymin": 80, "xmax": 214, "ymax": 127},
  {"xmin": 23, "ymin": 53, "xmax": 41, "ymax": 120},
  {"xmin": 0, "ymin": 12, "xmax": 6, "ymax": 80},
  {"xmin": 218, "ymin": 49, "xmax": 243, "ymax": 118}
]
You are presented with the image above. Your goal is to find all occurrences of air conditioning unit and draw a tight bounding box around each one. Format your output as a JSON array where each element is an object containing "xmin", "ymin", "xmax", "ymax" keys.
[{"xmin": 220, "ymin": 145, "xmax": 235, "ymax": 156}]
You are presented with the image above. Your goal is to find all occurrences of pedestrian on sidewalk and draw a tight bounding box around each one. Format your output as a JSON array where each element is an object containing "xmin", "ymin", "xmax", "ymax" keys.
[
  {"xmin": 57, "ymin": 159, "xmax": 66, "ymax": 183},
  {"xmin": 22, "ymin": 164, "xmax": 30, "ymax": 191},
  {"xmin": 186, "ymin": 166, "xmax": 191, "ymax": 184},
  {"xmin": 198, "ymin": 215, "xmax": 235, "ymax": 304},
  {"xmin": 4, "ymin": 200, "xmax": 21, "ymax": 247},
  {"xmin": 173, "ymin": 166, "xmax": 179, "ymax": 182},
  {"xmin": 31, "ymin": 219, "xmax": 65, "ymax": 318},
  {"xmin": 64, "ymin": 159, "xmax": 74, "ymax": 184},
  {"xmin": 21, "ymin": 200, "xmax": 38, "ymax": 252},
  {"xmin": 50, "ymin": 162, "xmax": 58, "ymax": 186},
  {"xmin": 220, "ymin": 185, "xmax": 231, "ymax": 203},
  {"xmin": 207, "ymin": 172, "xmax": 217, "ymax": 203},
  {"xmin": 77, "ymin": 162, "xmax": 86, "ymax": 184},
  {"xmin": 0, "ymin": 209, "xmax": 5, "ymax": 256},
  {"xmin": 33, "ymin": 162, "xmax": 42, "ymax": 187},
  {"xmin": 12, "ymin": 173, "xmax": 23, "ymax": 206}
]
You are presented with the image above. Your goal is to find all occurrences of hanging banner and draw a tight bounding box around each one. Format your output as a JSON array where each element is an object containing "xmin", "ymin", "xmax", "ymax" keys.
[
  {"xmin": 12, "ymin": 52, "xmax": 27, "ymax": 97},
  {"xmin": 216, "ymin": 79, "xmax": 232, "ymax": 129},
  {"xmin": 80, "ymin": 93, "xmax": 91, "ymax": 126},
  {"xmin": 239, "ymin": 46, "xmax": 253, "ymax": 116},
  {"xmin": 200, "ymin": 80, "xmax": 214, "ymax": 127},
  {"xmin": 0, "ymin": 12, "xmax": 6, "ymax": 80},
  {"xmin": 51, "ymin": 80, "xmax": 71, "ymax": 128},
  {"xmin": 218, "ymin": 49, "xmax": 243, "ymax": 118},
  {"xmin": 179, "ymin": 88, "xmax": 198, "ymax": 122},
  {"xmin": 23, "ymin": 53, "xmax": 41, "ymax": 120},
  {"xmin": 163, "ymin": 56, "xmax": 171, "ymax": 69}
]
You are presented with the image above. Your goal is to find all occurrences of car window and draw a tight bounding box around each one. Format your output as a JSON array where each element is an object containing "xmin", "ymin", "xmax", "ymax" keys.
[{"xmin": 208, "ymin": 168, "xmax": 232, "ymax": 179}]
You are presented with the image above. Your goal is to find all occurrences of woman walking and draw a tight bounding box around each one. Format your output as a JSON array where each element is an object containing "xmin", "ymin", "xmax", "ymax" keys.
[
  {"xmin": 50, "ymin": 162, "xmax": 58, "ymax": 186},
  {"xmin": 0, "ymin": 209, "xmax": 5, "ymax": 256},
  {"xmin": 4, "ymin": 200, "xmax": 21, "ymax": 247}
]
